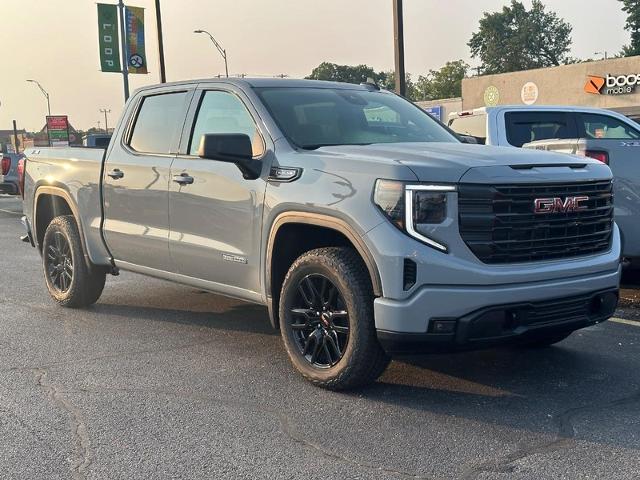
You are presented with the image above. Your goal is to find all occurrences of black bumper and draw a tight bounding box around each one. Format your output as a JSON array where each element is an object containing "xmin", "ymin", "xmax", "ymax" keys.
[
  {"xmin": 0, "ymin": 182, "xmax": 18, "ymax": 195},
  {"xmin": 377, "ymin": 288, "xmax": 619, "ymax": 354}
]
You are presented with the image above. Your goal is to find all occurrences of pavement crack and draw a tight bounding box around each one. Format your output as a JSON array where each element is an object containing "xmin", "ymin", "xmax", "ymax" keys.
[
  {"xmin": 278, "ymin": 414, "xmax": 433, "ymax": 479},
  {"xmin": 32, "ymin": 368, "xmax": 92, "ymax": 480},
  {"xmin": 460, "ymin": 388, "xmax": 640, "ymax": 479}
]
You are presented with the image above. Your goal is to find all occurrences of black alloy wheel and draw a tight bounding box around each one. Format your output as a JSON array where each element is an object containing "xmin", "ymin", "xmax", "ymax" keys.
[
  {"xmin": 45, "ymin": 231, "xmax": 74, "ymax": 293},
  {"xmin": 290, "ymin": 274, "xmax": 350, "ymax": 368}
]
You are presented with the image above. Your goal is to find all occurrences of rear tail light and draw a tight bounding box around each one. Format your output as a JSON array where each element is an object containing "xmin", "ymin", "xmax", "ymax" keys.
[
  {"xmin": 17, "ymin": 157, "xmax": 26, "ymax": 198},
  {"xmin": 580, "ymin": 150, "xmax": 609, "ymax": 165},
  {"xmin": 1, "ymin": 156, "xmax": 10, "ymax": 176}
]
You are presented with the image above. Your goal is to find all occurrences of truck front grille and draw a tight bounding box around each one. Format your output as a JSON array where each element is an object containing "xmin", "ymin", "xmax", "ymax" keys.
[{"xmin": 458, "ymin": 180, "xmax": 614, "ymax": 264}]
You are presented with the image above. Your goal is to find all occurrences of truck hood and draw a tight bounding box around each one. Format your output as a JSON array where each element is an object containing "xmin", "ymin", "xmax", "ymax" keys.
[{"xmin": 317, "ymin": 142, "xmax": 610, "ymax": 183}]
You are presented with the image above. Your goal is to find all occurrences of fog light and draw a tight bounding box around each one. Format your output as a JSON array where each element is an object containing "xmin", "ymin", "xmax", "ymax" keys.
[{"xmin": 431, "ymin": 320, "xmax": 457, "ymax": 334}]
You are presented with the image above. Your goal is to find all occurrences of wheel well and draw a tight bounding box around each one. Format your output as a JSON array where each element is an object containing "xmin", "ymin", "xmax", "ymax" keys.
[
  {"xmin": 269, "ymin": 223, "xmax": 374, "ymax": 328},
  {"xmin": 35, "ymin": 194, "xmax": 73, "ymax": 250}
]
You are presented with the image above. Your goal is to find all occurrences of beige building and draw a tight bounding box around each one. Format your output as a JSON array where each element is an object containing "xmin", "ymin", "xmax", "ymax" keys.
[{"xmin": 461, "ymin": 55, "xmax": 640, "ymax": 121}]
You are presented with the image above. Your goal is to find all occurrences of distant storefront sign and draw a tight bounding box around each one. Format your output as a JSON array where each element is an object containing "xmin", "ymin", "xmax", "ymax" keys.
[
  {"xmin": 521, "ymin": 82, "xmax": 539, "ymax": 105},
  {"xmin": 97, "ymin": 3, "xmax": 121, "ymax": 73},
  {"xmin": 585, "ymin": 73, "xmax": 640, "ymax": 96},
  {"xmin": 46, "ymin": 116, "xmax": 70, "ymax": 147},
  {"xmin": 125, "ymin": 6, "xmax": 148, "ymax": 74},
  {"xmin": 423, "ymin": 106, "xmax": 443, "ymax": 122}
]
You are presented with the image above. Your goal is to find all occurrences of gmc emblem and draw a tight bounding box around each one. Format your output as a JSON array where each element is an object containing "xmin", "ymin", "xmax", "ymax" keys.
[{"xmin": 534, "ymin": 196, "xmax": 590, "ymax": 214}]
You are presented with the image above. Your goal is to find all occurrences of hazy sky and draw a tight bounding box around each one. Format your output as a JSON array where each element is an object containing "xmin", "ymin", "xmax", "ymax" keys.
[{"xmin": 0, "ymin": 0, "xmax": 630, "ymax": 131}]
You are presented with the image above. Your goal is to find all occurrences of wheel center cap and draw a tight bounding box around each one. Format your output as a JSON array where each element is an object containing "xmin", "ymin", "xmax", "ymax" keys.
[{"xmin": 320, "ymin": 312, "xmax": 331, "ymax": 327}]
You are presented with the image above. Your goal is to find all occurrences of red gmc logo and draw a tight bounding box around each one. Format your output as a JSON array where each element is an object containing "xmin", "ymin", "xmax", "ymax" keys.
[{"xmin": 534, "ymin": 196, "xmax": 590, "ymax": 214}]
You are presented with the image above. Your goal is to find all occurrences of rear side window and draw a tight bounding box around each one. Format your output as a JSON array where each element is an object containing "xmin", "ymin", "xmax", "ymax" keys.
[
  {"xmin": 578, "ymin": 113, "xmax": 640, "ymax": 140},
  {"xmin": 448, "ymin": 114, "xmax": 487, "ymax": 144},
  {"xmin": 129, "ymin": 92, "xmax": 189, "ymax": 154},
  {"xmin": 504, "ymin": 112, "xmax": 577, "ymax": 147}
]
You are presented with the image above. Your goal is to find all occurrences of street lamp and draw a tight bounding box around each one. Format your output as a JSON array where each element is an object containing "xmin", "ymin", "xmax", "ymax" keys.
[
  {"xmin": 594, "ymin": 51, "xmax": 608, "ymax": 60},
  {"xmin": 194, "ymin": 29, "xmax": 229, "ymax": 78},
  {"xmin": 26, "ymin": 79, "xmax": 51, "ymax": 116}
]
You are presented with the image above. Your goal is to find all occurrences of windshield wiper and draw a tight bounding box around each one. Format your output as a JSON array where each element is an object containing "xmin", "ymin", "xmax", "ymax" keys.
[{"xmin": 300, "ymin": 143, "xmax": 372, "ymax": 150}]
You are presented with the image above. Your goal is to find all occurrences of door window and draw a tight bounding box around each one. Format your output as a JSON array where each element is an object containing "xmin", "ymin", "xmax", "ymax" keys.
[
  {"xmin": 578, "ymin": 113, "xmax": 640, "ymax": 139},
  {"xmin": 189, "ymin": 91, "xmax": 264, "ymax": 157},
  {"xmin": 448, "ymin": 114, "xmax": 487, "ymax": 144},
  {"xmin": 129, "ymin": 92, "xmax": 189, "ymax": 154},
  {"xmin": 504, "ymin": 112, "xmax": 577, "ymax": 147}
]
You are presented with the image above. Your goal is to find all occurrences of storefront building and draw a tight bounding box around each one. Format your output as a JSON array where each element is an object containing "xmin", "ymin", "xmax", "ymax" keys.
[{"xmin": 461, "ymin": 55, "xmax": 640, "ymax": 122}]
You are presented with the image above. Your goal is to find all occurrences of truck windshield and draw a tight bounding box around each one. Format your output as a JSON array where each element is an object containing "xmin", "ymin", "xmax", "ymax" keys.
[{"xmin": 254, "ymin": 87, "xmax": 458, "ymax": 149}]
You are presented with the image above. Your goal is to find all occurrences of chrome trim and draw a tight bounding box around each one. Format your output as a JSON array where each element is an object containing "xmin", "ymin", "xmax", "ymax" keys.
[{"xmin": 404, "ymin": 185, "xmax": 449, "ymax": 252}]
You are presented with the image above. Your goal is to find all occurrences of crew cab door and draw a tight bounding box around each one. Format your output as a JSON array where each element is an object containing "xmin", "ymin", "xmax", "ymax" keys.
[
  {"xmin": 103, "ymin": 88, "xmax": 193, "ymax": 271},
  {"xmin": 168, "ymin": 86, "xmax": 271, "ymax": 298}
]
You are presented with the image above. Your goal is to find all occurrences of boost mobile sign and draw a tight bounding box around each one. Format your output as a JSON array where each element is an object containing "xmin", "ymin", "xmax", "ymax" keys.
[{"xmin": 585, "ymin": 73, "xmax": 640, "ymax": 96}]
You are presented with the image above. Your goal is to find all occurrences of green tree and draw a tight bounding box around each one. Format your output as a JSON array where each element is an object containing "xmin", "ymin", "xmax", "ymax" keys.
[
  {"xmin": 468, "ymin": 1, "xmax": 573, "ymax": 74},
  {"xmin": 414, "ymin": 60, "xmax": 469, "ymax": 100},
  {"xmin": 306, "ymin": 63, "xmax": 419, "ymax": 99},
  {"xmin": 620, "ymin": 0, "xmax": 640, "ymax": 56},
  {"xmin": 306, "ymin": 62, "xmax": 387, "ymax": 85}
]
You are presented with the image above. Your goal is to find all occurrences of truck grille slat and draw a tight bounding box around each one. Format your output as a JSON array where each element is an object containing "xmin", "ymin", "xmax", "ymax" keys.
[{"xmin": 458, "ymin": 181, "xmax": 614, "ymax": 264}]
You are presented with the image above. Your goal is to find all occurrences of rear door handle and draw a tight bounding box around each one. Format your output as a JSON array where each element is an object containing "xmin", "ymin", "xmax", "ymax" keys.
[
  {"xmin": 173, "ymin": 173, "xmax": 194, "ymax": 185},
  {"xmin": 107, "ymin": 169, "xmax": 124, "ymax": 180}
]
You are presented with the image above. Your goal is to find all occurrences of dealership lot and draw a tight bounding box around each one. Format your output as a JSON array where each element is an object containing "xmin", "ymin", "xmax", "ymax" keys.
[{"xmin": 1, "ymin": 194, "xmax": 639, "ymax": 479}]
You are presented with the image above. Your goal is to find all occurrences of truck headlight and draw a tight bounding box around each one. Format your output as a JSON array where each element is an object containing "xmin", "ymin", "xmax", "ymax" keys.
[{"xmin": 374, "ymin": 180, "xmax": 455, "ymax": 252}]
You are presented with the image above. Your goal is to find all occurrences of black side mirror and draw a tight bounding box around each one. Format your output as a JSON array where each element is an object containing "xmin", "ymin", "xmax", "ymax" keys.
[
  {"xmin": 458, "ymin": 135, "xmax": 479, "ymax": 145},
  {"xmin": 197, "ymin": 133, "xmax": 261, "ymax": 179}
]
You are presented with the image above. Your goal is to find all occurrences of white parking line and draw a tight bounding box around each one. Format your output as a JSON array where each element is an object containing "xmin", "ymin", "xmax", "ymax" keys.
[
  {"xmin": 610, "ymin": 317, "xmax": 640, "ymax": 327},
  {"xmin": 0, "ymin": 208, "xmax": 21, "ymax": 215}
]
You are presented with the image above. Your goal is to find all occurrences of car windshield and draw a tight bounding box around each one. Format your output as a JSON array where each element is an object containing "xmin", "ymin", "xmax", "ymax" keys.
[{"xmin": 254, "ymin": 87, "xmax": 459, "ymax": 149}]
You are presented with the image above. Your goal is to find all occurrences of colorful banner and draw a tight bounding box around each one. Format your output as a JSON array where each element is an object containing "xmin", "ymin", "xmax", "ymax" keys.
[
  {"xmin": 125, "ymin": 6, "xmax": 148, "ymax": 74},
  {"xmin": 97, "ymin": 4, "xmax": 121, "ymax": 73},
  {"xmin": 46, "ymin": 116, "xmax": 70, "ymax": 147}
]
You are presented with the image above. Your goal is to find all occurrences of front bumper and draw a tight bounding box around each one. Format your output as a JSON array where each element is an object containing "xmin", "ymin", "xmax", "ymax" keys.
[{"xmin": 377, "ymin": 287, "xmax": 618, "ymax": 354}]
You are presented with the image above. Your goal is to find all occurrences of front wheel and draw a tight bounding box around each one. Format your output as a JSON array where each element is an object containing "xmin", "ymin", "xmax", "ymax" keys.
[
  {"xmin": 279, "ymin": 247, "xmax": 390, "ymax": 390},
  {"xmin": 42, "ymin": 215, "xmax": 106, "ymax": 308}
]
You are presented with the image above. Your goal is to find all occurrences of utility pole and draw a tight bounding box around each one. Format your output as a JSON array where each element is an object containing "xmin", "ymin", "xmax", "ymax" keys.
[
  {"xmin": 155, "ymin": 0, "xmax": 167, "ymax": 83},
  {"xmin": 393, "ymin": 0, "xmax": 406, "ymax": 96},
  {"xmin": 118, "ymin": 0, "xmax": 130, "ymax": 100},
  {"xmin": 100, "ymin": 108, "xmax": 111, "ymax": 133},
  {"xmin": 12, "ymin": 120, "xmax": 20, "ymax": 153}
]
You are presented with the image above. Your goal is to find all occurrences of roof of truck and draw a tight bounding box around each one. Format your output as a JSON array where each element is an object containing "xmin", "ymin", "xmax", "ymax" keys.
[{"xmin": 134, "ymin": 77, "xmax": 379, "ymax": 94}]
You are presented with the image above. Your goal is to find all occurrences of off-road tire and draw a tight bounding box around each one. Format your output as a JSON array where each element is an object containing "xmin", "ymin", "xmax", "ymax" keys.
[
  {"xmin": 42, "ymin": 215, "xmax": 106, "ymax": 308},
  {"xmin": 279, "ymin": 247, "xmax": 390, "ymax": 390}
]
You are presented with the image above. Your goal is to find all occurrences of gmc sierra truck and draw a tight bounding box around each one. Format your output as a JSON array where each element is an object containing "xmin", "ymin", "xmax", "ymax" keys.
[
  {"xmin": 448, "ymin": 105, "xmax": 640, "ymax": 269},
  {"xmin": 20, "ymin": 79, "xmax": 621, "ymax": 389}
]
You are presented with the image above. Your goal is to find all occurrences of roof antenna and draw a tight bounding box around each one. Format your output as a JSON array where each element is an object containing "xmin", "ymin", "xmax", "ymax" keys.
[{"xmin": 361, "ymin": 77, "xmax": 380, "ymax": 91}]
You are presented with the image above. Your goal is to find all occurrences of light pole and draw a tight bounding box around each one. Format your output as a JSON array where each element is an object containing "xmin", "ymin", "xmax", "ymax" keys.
[
  {"xmin": 392, "ymin": 0, "xmax": 406, "ymax": 96},
  {"xmin": 26, "ymin": 79, "xmax": 51, "ymax": 116},
  {"xmin": 100, "ymin": 108, "xmax": 111, "ymax": 133},
  {"xmin": 194, "ymin": 29, "xmax": 229, "ymax": 77},
  {"xmin": 594, "ymin": 51, "xmax": 608, "ymax": 60}
]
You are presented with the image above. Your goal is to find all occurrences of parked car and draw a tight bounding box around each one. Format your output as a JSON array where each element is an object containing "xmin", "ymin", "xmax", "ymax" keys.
[
  {"xmin": 82, "ymin": 134, "xmax": 112, "ymax": 148},
  {"xmin": 20, "ymin": 79, "xmax": 621, "ymax": 389},
  {"xmin": 448, "ymin": 105, "xmax": 640, "ymax": 267},
  {"xmin": 0, "ymin": 153, "xmax": 24, "ymax": 195}
]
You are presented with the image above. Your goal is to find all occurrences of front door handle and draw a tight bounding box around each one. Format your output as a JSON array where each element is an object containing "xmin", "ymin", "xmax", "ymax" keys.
[
  {"xmin": 173, "ymin": 173, "xmax": 194, "ymax": 185},
  {"xmin": 107, "ymin": 169, "xmax": 124, "ymax": 180}
]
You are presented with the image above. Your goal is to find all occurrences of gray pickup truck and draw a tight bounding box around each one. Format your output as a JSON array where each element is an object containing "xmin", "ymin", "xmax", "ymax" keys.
[{"xmin": 20, "ymin": 79, "xmax": 621, "ymax": 389}]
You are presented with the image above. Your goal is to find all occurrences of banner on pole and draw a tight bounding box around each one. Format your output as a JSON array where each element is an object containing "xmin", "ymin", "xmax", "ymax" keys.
[
  {"xmin": 97, "ymin": 4, "xmax": 121, "ymax": 73},
  {"xmin": 125, "ymin": 6, "xmax": 148, "ymax": 74},
  {"xmin": 46, "ymin": 116, "xmax": 70, "ymax": 147}
]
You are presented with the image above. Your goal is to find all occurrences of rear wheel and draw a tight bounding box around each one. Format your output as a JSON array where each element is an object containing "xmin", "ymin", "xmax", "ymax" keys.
[
  {"xmin": 279, "ymin": 247, "xmax": 390, "ymax": 390},
  {"xmin": 42, "ymin": 215, "xmax": 106, "ymax": 308}
]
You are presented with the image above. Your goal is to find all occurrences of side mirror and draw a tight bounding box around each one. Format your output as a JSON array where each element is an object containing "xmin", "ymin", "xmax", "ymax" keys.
[
  {"xmin": 197, "ymin": 133, "xmax": 261, "ymax": 179},
  {"xmin": 458, "ymin": 135, "xmax": 479, "ymax": 145}
]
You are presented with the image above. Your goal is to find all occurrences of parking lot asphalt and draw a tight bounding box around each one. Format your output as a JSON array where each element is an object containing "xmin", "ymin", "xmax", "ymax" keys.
[{"xmin": 1, "ymin": 194, "xmax": 639, "ymax": 480}]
